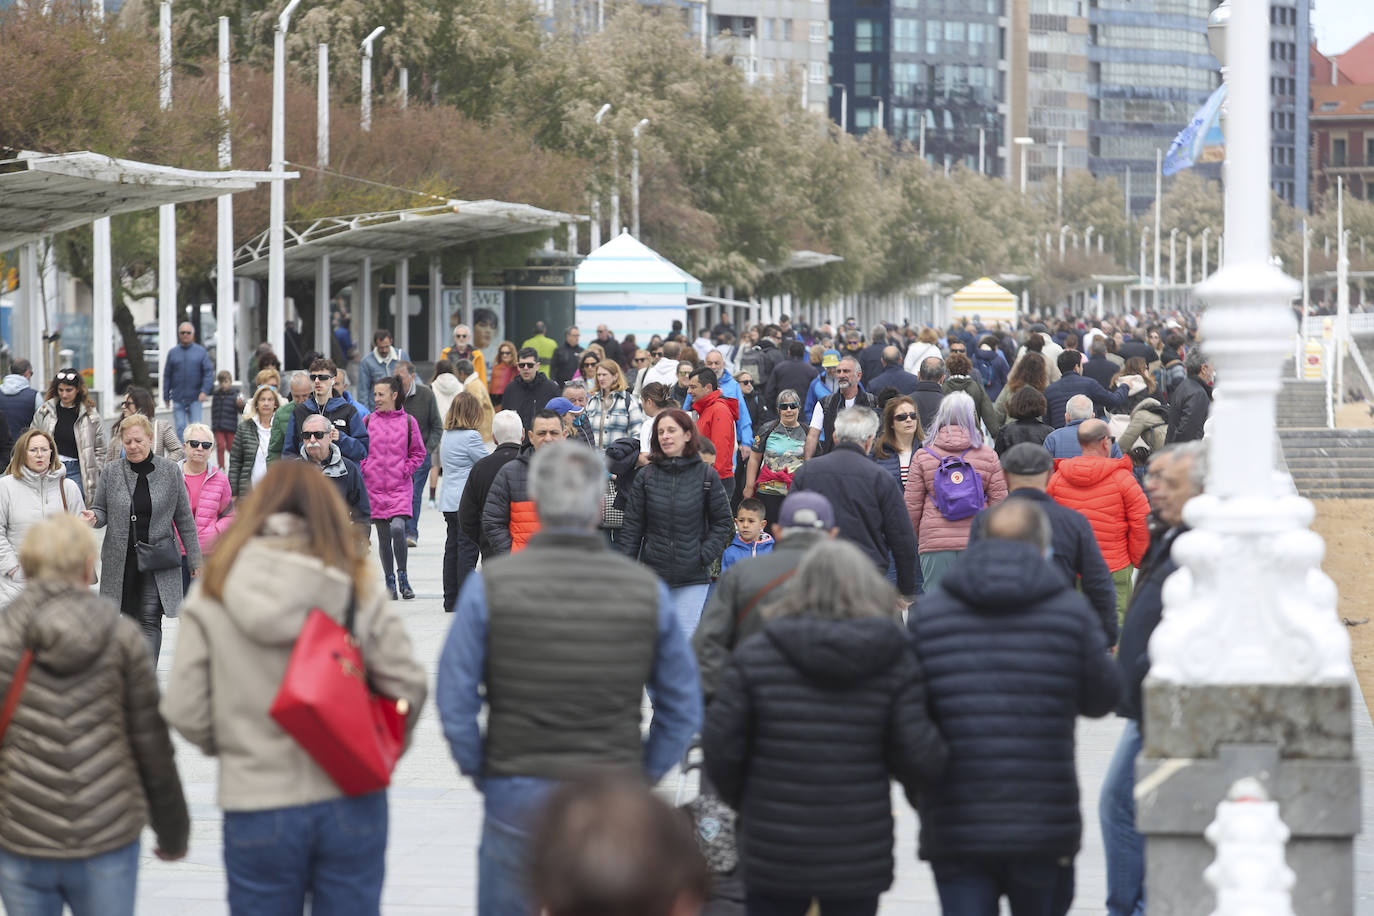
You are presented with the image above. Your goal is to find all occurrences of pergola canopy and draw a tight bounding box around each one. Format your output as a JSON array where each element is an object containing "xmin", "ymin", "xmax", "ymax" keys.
[
  {"xmin": 234, "ymin": 201, "xmax": 580, "ymax": 284},
  {"xmin": 0, "ymin": 151, "xmax": 283, "ymax": 251}
]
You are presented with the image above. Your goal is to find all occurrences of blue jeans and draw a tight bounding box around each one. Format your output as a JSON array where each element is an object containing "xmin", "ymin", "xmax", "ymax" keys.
[
  {"xmin": 930, "ymin": 856, "xmax": 1074, "ymax": 916},
  {"xmin": 61, "ymin": 459, "xmax": 81, "ymax": 499},
  {"xmin": 0, "ymin": 838, "xmax": 139, "ymax": 916},
  {"xmin": 1100, "ymin": 719, "xmax": 1146, "ymax": 916},
  {"xmin": 885, "ymin": 550, "xmax": 925, "ymax": 596},
  {"xmin": 669, "ymin": 583, "xmax": 711, "ymax": 641},
  {"xmin": 223, "ymin": 791, "xmax": 388, "ymax": 916},
  {"xmin": 408, "ymin": 452, "xmax": 432, "ymax": 539},
  {"xmin": 478, "ymin": 816, "xmax": 534, "ymax": 916},
  {"xmin": 172, "ymin": 400, "xmax": 202, "ymax": 442}
]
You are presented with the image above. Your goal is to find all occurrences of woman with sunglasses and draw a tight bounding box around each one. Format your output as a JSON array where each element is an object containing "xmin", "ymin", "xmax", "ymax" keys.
[
  {"xmin": 115, "ymin": 386, "xmax": 185, "ymax": 462},
  {"xmin": 228, "ymin": 385, "xmax": 282, "ymax": 500},
  {"xmin": 178, "ymin": 423, "xmax": 234, "ymax": 594},
  {"xmin": 33, "ymin": 369, "xmax": 107, "ymax": 505},
  {"xmin": 0, "ymin": 429, "xmax": 93, "ymax": 611},
  {"xmin": 740, "ymin": 389, "xmax": 806, "ymax": 527},
  {"xmin": 487, "ymin": 340, "xmax": 518, "ymax": 407},
  {"xmin": 874, "ymin": 395, "xmax": 927, "ymax": 594}
]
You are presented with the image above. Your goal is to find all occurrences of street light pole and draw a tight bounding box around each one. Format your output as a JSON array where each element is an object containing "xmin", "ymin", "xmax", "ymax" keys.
[
  {"xmin": 590, "ymin": 103, "xmax": 611, "ymax": 248},
  {"xmin": 1059, "ymin": 225, "xmax": 1070, "ymax": 261},
  {"xmin": 1153, "ymin": 148, "xmax": 1162, "ymax": 310},
  {"xmin": 269, "ymin": 0, "xmax": 303, "ymax": 360},
  {"xmin": 1143, "ymin": 0, "xmax": 1358, "ymax": 906},
  {"xmin": 978, "ymin": 126, "xmax": 986, "ymax": 174},
  {"xmin": 1169, "ymin": 227, "xmax": 1178, "ymax": 287},
  {"xmin": 1014, "ymin": 136, "xmax": 1033, "ymax": 195},
  {"xmin": 1301, "ymin": 218, "xmax": 1310, "ymax": 340},
  {"xmin": 1055, "ymin": 140, "xmax": 1064, "ymax": 220},
  {"xmin": 360, "ymin": 26, "xmax": 385, "ymax": 132},
  {"xmin": 1201, "ymin": 226, "xmax": 1212, "ymax": 279},
  {"xmin": 632, "ymin": 118, "xmax": 649, "ymax": 239},
  {"xmin": 919, "ymin": 111, "xmax": 927, "ymax": 160}
]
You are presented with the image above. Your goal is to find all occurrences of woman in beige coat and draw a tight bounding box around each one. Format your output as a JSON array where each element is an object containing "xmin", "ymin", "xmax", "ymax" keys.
[
  {"xmin": 0, "ymin": 429, "xmax": 90, "ymax": 611},
  {"xmin": 163, "ymin": 460, "xmax": 427, "ymax": 916},
  {"xmin": 33, "ymin": 368, "xmax": 107, "ymax": 505}
]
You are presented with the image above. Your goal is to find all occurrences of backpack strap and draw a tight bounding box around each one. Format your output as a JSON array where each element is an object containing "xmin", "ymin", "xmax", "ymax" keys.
[
  {"xmin": 0, "ymin": 648, "xmax": 35, "ymax": 745},
  {"xmin": 736, "ymin": 569, "xmax": 798, "ymax": 630}
]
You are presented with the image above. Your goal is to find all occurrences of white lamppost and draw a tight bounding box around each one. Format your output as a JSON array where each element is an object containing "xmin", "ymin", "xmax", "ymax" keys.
[
  {"xmin": 269, "ymin": 0, "xmax": 303, "ymax": 360},
  {"xmin": 919, "ymin": 111, "xmax": 929, "ymax": 161},
  {"xmin": 1143, "ymin": 0, "xmax": 1356, "ymax": 906},
  {"xmin": 1085, "ymin": 224, "xmax": 1095, "ymax": 254},
  {"xmin": 589, "ymin": 103, "xmax": 610, "ymax": 249},
  {"xmin": 1201, "ymin": 225, "xmax": 1212, "ymax": 279},
  {"xmin": 1170, "ymin": 227, "xmax": 1179, "ymax": 286},
  {"xmin": 1300, "ymin": 218, "xmax": 1310, "ymax": 341},
  {"xmin": 1014, "ymin": 136, "xmax": 1033, "ymax": 195},
  {"xmin": 360, "ymin": 26, "xmax": 385, "ymax": 132},
  {"xmin": 631, "ymin": 118, "xmax": 649, "ymax": 239},
  {"xmin": 158, "ymin": 0, "xmax": 177, "ymax": 378},
  {"xmin": 1059, "ymin": 224, "xmax": 1070, "ymax": 260},
  {"xmin": 1055, "ymin": 140, "xmax": 1064, "ymax": 220}
]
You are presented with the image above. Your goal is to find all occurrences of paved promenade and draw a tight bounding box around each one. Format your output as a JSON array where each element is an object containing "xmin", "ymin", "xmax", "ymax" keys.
[{"xmin": 133, "ymin": 515, "xmax": 1374, "ymax": 915}]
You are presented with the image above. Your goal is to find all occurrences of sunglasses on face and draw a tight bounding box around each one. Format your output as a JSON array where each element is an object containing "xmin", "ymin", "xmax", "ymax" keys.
[
  {"xmin": 652, "ymin": 350, "xmax": 663, "ymax": 357},
  {"xmin": 309, "ymin": 373, "xmax": 332, "ymax": 382},
  {"xmin": 739, "ymin": 380, "xmax": 754, "ymax": 387},
  {"xmin": 185, "ymin": 439, "xmax": 212, "ymax": 449},
  {"xmin": 454, "ymin": 333, "xmax": 469, "ymax": 339},
  {"xmin": 778, "ymin": 402, "xmax": 800, "ymax": 410},
  {"xmin": 121, "ymin": 400, "xmax": 134, "ymax": 409},
  {"xmin": 518, "ymin": 362, "xmax": 537, "ymax": 369},
  {"xmin": 634, "ymin": 357, "xmax": 648, "ymax": 364},
  {"xmin": 950, "ymin": 348, "xmax": 966, "ymax": 354},
  {"xmin": 892, "ymin": 412, "xmax": 918, "ymax": 422},
  {"xmin": 302, "ymin": 430, "xmax": 329, "ymax": 440}
]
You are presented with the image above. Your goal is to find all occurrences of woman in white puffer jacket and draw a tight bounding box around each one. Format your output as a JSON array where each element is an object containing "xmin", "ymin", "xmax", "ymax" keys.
[{"xmin": 0, "ymin": 428, "xmax": 89, "ymax": 610}]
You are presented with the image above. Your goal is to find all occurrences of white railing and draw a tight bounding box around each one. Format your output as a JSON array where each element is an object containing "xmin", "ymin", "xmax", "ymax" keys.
[
  {"xmin": 1293, "ymin": 334, "xmax": 1303, "ymax": 380},
  {"xmin": 1325, "ymin": 342, "xmax": 1335, "ymax": 429},
  {"xmin": 1203, "ymin": 778, "xmax": 1296, "ymax": 916},
  {"xmin": 1347, "ymin": 339, "xmax": 1374, "ymax": 406}
]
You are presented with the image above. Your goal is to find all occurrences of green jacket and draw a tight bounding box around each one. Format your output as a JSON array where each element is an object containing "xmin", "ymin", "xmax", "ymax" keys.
[{"xmin": 266, "ymin": 400, "xmax": 295, "ymax": 464}]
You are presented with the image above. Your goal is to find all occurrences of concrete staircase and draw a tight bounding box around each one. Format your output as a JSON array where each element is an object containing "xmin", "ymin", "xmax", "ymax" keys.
[
  {"xmin": 1279, "ymin": 429, "xmax": 1374, "ymax": 499},
  {"xmin": 1276, "ymin": 376, "xmax": 1328, "ymax": 430}
]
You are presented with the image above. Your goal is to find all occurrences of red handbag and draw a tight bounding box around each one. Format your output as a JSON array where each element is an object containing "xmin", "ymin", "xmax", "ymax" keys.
[{"xmin": 270, "ymin": 594, "xmax": 409, "ymax": 797}]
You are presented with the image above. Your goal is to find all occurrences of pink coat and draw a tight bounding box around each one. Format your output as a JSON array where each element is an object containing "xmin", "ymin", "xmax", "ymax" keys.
[
  {"xmin": 180, "ymin": 463, "xmax": 234, "ymax": 556},
  {"xmin": 360, "ymin": 409, "xmax": 426, "ymax": 520},
  {"xmin": 905, "ymin": 426, "xmax": 1008, "ymax": 553}
]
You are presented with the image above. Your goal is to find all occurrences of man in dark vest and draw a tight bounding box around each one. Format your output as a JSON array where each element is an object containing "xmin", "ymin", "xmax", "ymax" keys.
[
  {"xmin": 0, "ymin": 358, "xmax": 42, "ymax": 434},
  {"xmin": 802, "ymin": 356, "xmax": 878, "ymax": 459},
  {"xmin": 437, "ymin": 439, "xmax": 701, "ymax": 916}
]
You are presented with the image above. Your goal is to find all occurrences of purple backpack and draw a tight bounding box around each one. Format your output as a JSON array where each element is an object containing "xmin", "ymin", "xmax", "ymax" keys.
[{"xmin": 921, "ymin": 448, "xmax": 986, "ymax": 521}]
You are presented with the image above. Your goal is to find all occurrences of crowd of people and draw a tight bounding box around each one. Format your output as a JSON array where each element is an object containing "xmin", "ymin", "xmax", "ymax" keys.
[{"xmin": 0, "ymin": 308, "xmax": 1220, "ymax": 916}]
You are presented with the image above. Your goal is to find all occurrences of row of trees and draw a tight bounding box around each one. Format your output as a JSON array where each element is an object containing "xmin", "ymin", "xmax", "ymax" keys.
[{"xmin": 3, "ymin": 0, "xmax": 1368, "ymax": 324}]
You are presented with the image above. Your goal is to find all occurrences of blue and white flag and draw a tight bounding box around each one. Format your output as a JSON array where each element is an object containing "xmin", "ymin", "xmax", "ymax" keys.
[{"xmin": 1163, "ymin": 84, "xmax": 1227, "ymax": 176}]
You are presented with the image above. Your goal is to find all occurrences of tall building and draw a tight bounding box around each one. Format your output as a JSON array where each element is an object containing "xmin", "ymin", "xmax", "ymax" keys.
[
  {"xmin": 1007, "ymin": 0, "xmax": 1090, "ymax": 192},
  {"xmin": 1085, "ymin": 0, "xmax": 1219, "ymax": 213},
  {"xmin": 1268, "ymin": 0, "xmax": 1310, "ymax": 210},
  {"xmin": 1310, "ymin": 83, "xmax": 1374, "ymax": 202},
  {"xmin": 828, "ymin": 0, "xmax": 1007, "ymax": 176},
  {"xmin": 708, "ymin": 2, "xmax": 831, "ymax": 116}
]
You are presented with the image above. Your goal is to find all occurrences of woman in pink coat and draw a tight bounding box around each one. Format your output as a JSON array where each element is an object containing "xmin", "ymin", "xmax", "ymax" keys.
[
  {"xmin": 179, "ymin": 422, "xmax": 235, "ymax": 595},
  {"xmin": 361, "ymin": 375, "xmax": 427, "ymax": 599},
  {"xmin": 904, "ymin": 391, "xmax": 1008, "ymax": 592}
]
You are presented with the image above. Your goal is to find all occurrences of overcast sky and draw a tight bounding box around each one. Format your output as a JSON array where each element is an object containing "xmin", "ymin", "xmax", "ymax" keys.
[{"xmin": 1313, "ymin": 0, "xmax": 1374, "ymax": 56}]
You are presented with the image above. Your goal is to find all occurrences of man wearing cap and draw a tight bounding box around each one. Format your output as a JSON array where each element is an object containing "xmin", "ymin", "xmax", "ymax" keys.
[
  {"xmin": 970, "ymin": 443, "xmax": 1118, "ymax": 646},
  {"xmin": 803, "ymin": 349, "xmax": 843, "ymax": 418},
  {"xmin": 481, "ymin": 409, "xmax": 568, "ymax": 555},
  {"xmin": 547, "ymin": 394, "xmax": 595, "ymax": 448},
  {"xmin": 693, "ymin": 491, "xmax": 837, "ymax": 701},
  {"xmin": 1047, "ymin": 419, "xmax": 1151, "ymax": 618}
]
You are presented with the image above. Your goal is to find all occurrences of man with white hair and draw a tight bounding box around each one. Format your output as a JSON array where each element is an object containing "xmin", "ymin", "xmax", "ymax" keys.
[
  {"xmin": 443, "ymin": 324, "xmax": 487, "ymax": 386},
  {"xmin": 438, "ymin": 440, "xmax": 701, "ymax": 915},
  {"xmin": 457, "ymin": 411, "xmax": 526, "ymax": 564},
  {"xmin": 790, "ymin": 407, "xmax": 918, "ymax": 603},
  {"xmin": 1043, "ymin": 394, "xmax": 1124, "ymax": 459},
  {"xmin": 299, "ymin": 412, "xmax": 370, "ymax": 529}
]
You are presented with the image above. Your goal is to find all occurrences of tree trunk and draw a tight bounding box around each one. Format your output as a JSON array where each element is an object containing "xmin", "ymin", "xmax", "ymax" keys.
[{"xmin": 115, "ymin": 303, "xmax": 151, "ymax": 390}]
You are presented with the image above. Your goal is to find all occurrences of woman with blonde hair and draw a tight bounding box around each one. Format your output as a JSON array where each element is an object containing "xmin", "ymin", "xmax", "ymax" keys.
[
  {"xmin": 583, "ymin": 359, "xmax": 643, "ymax": 450},
  {"xmin": 0, "ymin": 514, "xmax": 188, "ymax": 915},
  {"xmin": 228, "ymin": 384, "xmax": 282, "ymax": 498},
  {"xmin": 163, "ymin": 461, "xmax": 426, "ymax": 914},
  {"xmin": 114, "ymin": 386, "xmax": 184, "ymax": 461},
  {"xmin": 0, "ymin": 428, "xmax": 91, "ymax": 611},
  {"xmin": 33, "ymin": 368, "xmax": 106, "ymax": 504},
  {"xmin": 440, "ymin": 392, "xmax": 490, "ymax": 610},
  {"xmin": 179, "ymin": 422, "xmax": 234, "ymax": 593},
  {"xmin": 92, "ymin": 414, "xmax": 201, "ymax": 664},
  {"xmin": 488, "ymin": 340, "xmax": 519, "ymax": 407}
]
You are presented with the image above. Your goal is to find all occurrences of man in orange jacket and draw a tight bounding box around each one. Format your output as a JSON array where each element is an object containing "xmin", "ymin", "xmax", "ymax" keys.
[
  {"xmin": 686, "ymin": 366, "xmax": 740, "ymax": 499},
  {"xmin": 1046, "ymin": 419, "xmax": 1151, "ymax": 618}
]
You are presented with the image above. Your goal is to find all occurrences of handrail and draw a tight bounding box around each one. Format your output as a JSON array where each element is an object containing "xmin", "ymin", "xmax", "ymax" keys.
[
  {"xmin": 1348, "ymin": 338, "xmax": 1374, "ymax": 406},
  {"xmin": 1325, "ymin": 342, "xmax": 1335, "ymax": 429}
]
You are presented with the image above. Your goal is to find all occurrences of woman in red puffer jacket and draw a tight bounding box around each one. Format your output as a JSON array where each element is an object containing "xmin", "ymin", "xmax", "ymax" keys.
[{"xmin": 361, "ymin": 376, "xmax": 427, "ymax": 600}]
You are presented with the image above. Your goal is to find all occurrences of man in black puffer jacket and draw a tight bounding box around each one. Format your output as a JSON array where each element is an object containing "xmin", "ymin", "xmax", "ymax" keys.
[
  {"xmin": 703, "ymin": 539, "xmax": 946, "ymax": 912},
  {"xmin": 909, "ymin": 498, "xmax": 1121, "ymax": 912}
]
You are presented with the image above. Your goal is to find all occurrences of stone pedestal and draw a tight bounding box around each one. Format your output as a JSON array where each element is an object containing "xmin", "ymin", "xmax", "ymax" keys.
[{"xmin": 1137, "ymin": 680, "xmax": 1361, "ymax": 915}]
